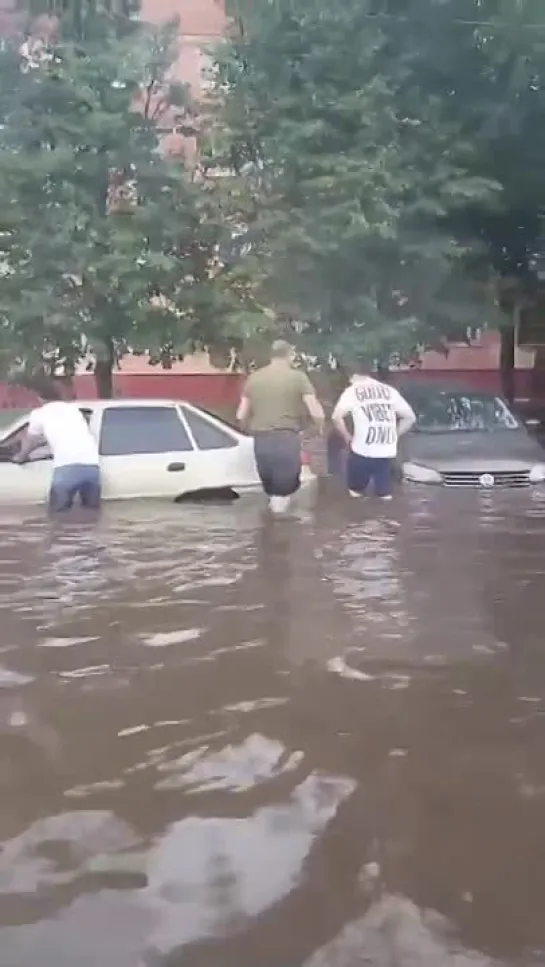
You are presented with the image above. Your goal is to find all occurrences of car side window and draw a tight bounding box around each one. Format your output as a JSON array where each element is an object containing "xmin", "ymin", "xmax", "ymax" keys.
[
  {"xmin": 0, "ymin": 424, "xmax": 52, "ymax": 462},
  {"xmin": 182, "ymin": 407, "xmax": 238, "ymax": 450},
  {"xmin": 99, "ymin": 406, "xmax": 194, "ymax": 456}
]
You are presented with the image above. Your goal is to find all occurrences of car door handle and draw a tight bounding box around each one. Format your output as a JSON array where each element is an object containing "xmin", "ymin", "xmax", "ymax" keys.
[{"xmin": 167, "ymin": 462, "xmax": 186, "ymax": 472}]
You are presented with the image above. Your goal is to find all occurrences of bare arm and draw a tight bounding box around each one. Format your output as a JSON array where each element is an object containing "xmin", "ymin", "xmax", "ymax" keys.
[
  {"xmin": 393, "ymin": 390, "xmax": 416, "ymax": 437},
  {"xmin": 236, "ymin": 393, "xmax": 251, "ymax": 429},
  {"xmin": 300, "ymin": 374, "xmax": 325, "ymax": 432},
  {"xmin": 13, "ymin": 414, "xmax": 44, "ymax": 464},
  {"xmin": 303, "ymin": 393, "xmax": 325, "ymax": 433},
  {"xmin": 331, "ymin": 388, "xmax": 353, "ymax": 447}
]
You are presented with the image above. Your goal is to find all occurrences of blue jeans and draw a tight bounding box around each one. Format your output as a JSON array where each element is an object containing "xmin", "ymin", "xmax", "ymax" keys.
[
  {"xmin": 346, "ymin": 452, "xmax": 393, "ymax": 497},
  {"xmin": 49, "ymin": 464, "xmax": 101, "ymax": 512}
]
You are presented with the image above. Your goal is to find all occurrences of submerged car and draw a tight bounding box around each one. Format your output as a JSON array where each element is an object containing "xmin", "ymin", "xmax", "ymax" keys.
[
  {"xmin": 0, "ymin": 399, "xmax": 316, "ymax": 505},
  {"xmin": 397, "ymin": 381, "xmax": 545, "ymax": 488}
]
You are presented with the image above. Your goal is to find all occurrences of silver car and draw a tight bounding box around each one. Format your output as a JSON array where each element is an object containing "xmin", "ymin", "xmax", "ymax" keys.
[{"xmin": 397, "ymin": 381, "xmax": 545, "ymax": 488}]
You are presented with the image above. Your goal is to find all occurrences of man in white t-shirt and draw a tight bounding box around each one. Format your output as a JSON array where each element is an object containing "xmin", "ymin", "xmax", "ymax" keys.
[
  {"xmin": 14, "ymin": 399, "xmax": 101, "ymax": 511},
  {"xmin": 331, "ymin": 363, "xmax": 416, "ymax": 499}
]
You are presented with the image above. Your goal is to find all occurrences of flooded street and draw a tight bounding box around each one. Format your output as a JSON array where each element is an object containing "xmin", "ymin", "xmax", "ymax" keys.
[{"xmin": 2, "ymin": 488, "xmax": 545, "ymax": 965}]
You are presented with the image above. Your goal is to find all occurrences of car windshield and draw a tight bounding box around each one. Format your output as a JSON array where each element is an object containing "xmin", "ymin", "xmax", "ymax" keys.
[{"xmin": 406, "ymin": 390, "xmax": 520, "ymax": 433}]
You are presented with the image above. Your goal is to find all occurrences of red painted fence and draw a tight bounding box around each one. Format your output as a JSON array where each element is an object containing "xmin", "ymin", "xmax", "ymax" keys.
[
  {"xmin": 0, "ymin": 368, "xmax": 542, "ymax": 415},
  {"xmin": 72, "ymin": 372, "xmax": 245, "ymax": 411},
  {"xmin": 0, "ymin": 383, "xmax": 42, "ymax": 409},
  {"xmin": 72, "ymin": 368, "xmax": 533, "ymax": 406}
]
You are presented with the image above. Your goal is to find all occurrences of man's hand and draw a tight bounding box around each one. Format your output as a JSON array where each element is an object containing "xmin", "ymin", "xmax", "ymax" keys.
[
  {"xmin": 314, "ymin": 414, "xmax": 326, "ymax": 436},
  {"xmin": 303, "ymin": 393, "xmax": 325, "ymax": 433},
  {"xmin": 236, "ymin": 395, "xmax": 250, "ymax": 428},
  {"xmin": 337, "ymin": 428, "xmax": 352, "ymax": 449}
]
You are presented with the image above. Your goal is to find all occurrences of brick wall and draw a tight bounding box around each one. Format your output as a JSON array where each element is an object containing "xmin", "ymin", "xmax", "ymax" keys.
[{"xmin": 141, "ymin": 0, "xmax": 225, "ymax": 93}]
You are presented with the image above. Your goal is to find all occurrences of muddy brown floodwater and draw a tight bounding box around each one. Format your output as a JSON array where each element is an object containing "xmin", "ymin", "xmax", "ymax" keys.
[{"xmin": 2, "ymin": 486, "xmax": 545, "ymax": 966}]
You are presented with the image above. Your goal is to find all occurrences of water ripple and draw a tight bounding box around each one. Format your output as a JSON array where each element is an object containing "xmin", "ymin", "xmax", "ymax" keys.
[{"xmin": 0, "ymin": 493, "xmax": 544, "ymax": 965}]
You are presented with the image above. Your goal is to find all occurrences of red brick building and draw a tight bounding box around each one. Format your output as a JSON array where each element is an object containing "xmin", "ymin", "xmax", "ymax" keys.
[
  {"xmin": 141, "ymin": 0, "xmax": 226, "ymax": 160},
  {"xmin": 142, "ymin": 0, "xmax": 225, "ymax": 92}
]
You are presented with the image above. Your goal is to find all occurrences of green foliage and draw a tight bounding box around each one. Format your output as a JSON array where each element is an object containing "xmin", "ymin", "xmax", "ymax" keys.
[
  {"xmin": 212, "ymin": 0, "xmax": 545, "ymax": 364},
  {"xmin": 0, "ymin": 2, "xmax": 240, "ymax": 394},
  {"xmin": 371, "ymin": 0, "xmax": 545, "ymax": 283}
]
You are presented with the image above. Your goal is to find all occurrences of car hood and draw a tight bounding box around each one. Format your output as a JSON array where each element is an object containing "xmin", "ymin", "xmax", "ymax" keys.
[{"xmin": 402, "ymin": 429, "xmax": 544, "ymax": 472}]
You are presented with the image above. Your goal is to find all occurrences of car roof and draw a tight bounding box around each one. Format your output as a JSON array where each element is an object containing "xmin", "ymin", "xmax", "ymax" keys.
[
  {"xmin": 75, "ymin": 398, "xmax": 192, "ymax": 409},
  {"xmin": 2, "ymin": 398, "xmax": 196, "ymax": 414},
  {"xmin": 0, "ymin": 399, "xmax": 240, "ymax": 439}
]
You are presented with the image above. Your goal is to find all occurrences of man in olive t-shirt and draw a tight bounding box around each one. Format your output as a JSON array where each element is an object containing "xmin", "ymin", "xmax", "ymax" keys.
[{"xmin": 236, "ymin": 340, "xmax": 325, "ymax": 513}]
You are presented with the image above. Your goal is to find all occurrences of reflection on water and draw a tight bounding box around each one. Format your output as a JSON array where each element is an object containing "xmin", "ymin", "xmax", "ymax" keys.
[{"xmin": 1, "ymin": 492, "xmax": 545, "ymax": 964}]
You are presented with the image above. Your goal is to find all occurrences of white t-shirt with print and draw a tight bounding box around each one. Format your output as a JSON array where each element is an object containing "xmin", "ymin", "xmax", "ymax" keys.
[
  {"xmin": 332, "ymin": 377, "xmax": 416, "ymax": 458},
  {"xmin": 27, "ymin": 401, "xmax": 99, "ymax": 469}
]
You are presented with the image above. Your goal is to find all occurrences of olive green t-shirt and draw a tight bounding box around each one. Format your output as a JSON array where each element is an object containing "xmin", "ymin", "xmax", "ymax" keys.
[{"xmin": 244, "ymin": 364, "xmax": 315, "ymax": 433}]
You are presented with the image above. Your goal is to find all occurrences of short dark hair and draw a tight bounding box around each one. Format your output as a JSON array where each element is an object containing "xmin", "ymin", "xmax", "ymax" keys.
[
  {"xmin": 18, "ymin": 369, "xmax": 62, "ymax": 401},
  {"xmin": 35, "ymin": 375, "xmax": 62, "ymax": 401},
  {"xmin": 270, "ymin": 339, "xmax": 292, "ymax": 360}
]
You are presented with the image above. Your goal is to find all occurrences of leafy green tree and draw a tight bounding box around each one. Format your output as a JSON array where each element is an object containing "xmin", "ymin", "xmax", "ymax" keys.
[
  {"xmin": 0, "ymin": 1, "xmax": 236, "ymax": 396},
  {"xmin": 208, "ymin": 0, "xmax": 502, "ymax": 370},
  {"xmin": 372, "ymin": 0, "xmax": 545, "ymax": 394}
]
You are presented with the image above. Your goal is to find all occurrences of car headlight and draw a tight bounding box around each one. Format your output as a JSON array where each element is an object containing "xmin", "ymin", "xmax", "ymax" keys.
[
  {"xmin": 403, "ymin": 462, "xmax": 442, "ymax": 484},
  {"xmin": 529, "ymin": 464, "xmax": 545, "ymax": 483}
]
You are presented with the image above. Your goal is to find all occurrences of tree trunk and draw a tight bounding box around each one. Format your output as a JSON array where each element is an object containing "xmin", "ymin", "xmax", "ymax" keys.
[
  {"xmin": 56, "ymin": 374, "xmax": 75, "ymax": 400},
  {"xmin": 499, "ymin": 324, "xmax": 515, "ymax": 405},
  {"xmin": 94, "ymin": 341, "xmax": 114, "ymax": 399}
]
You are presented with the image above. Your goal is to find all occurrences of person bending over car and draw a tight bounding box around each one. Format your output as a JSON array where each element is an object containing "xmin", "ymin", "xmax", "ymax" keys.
[{"xmin": 14, "ymin": 399, "xmax": 101, "ymax": 512}]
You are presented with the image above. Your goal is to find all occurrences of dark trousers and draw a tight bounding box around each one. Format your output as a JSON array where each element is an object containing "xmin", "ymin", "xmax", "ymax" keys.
[
  {"xmin": 346, "ymin": 452, "xmax": 393, "ymax": 497},
  {"xmin": 49, "ymin": 464, "xmax": 101, "ymax": 512},
  {"xmin": 254, "ymin": 430, "xmax": 302, "ymax": 497},
  {"xmin": 326, "ymin": 429, "xmax": 348, "ymax": 478}
]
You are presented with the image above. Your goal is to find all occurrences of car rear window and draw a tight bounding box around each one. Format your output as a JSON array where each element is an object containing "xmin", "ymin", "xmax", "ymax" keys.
[
  {"xmin": 190, "ymin": 406, "xmax": 243, "ymax": 434},
  {"xmin": 182, "ymin": 407, "xmax": 238, "ymax": 450}
]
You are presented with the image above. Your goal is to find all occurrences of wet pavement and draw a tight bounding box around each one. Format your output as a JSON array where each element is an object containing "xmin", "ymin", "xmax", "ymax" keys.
[{"xmin": 2, "ymin": 486, "xmax": 545, "ymax": 965}]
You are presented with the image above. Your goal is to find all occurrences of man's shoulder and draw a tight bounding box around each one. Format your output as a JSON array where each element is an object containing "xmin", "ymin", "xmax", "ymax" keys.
[
  {"xmin": 275, "ymin": 366, "xmax": 312, "ymax": 390},
  {"xmin": 293, "ymin": 367, "xmax": 314, "ymax": 388},
  {"xmin": 27, "ymin": 406, "xmax": 42, "ymax": 427},
  {"xmin": 247, "ymin": 363, "xmax": 297, "ymax": 383},
  {"xmin": 338, "ymin": 382, "xmax": 357, "ymax": 400},
  {"xmin": 249, "ymin": 364, "xmax": 270, "ymax": 378},
  {"xmin": 40, "ymin": 400, "xmax": 71, "ymax": 418},
  {"xmin": 246, "ymin": 364, "xmax": 312, "ymax": 389},
  {"xmin": 39, "ymin": 399, "xmax": 70, "ymax": 411},
  {"xmin": 28, "ymin": 401, "xmax": 52, "ymax": 421},
  {"xmin": 245, "ymin": 367, "xmax": 266, "ymax": 390},
  {"xmin": 331, "ymin": 384, "xmax": 356, "ymax": 413},
  {"xmin": 355, "ymin": 377, "xmax": 395, "ymax": 397}
]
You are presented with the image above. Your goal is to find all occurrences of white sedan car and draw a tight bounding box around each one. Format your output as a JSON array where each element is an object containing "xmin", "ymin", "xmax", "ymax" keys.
[{"xmin": 0, "ymin": 399, "xmax": 316, "ymax": 505}]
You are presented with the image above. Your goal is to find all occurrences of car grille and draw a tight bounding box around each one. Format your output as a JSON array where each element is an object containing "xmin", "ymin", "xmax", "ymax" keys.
[{"xmin": 441, "ymin": 470, "xmax": 530, "ymax": 488}]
